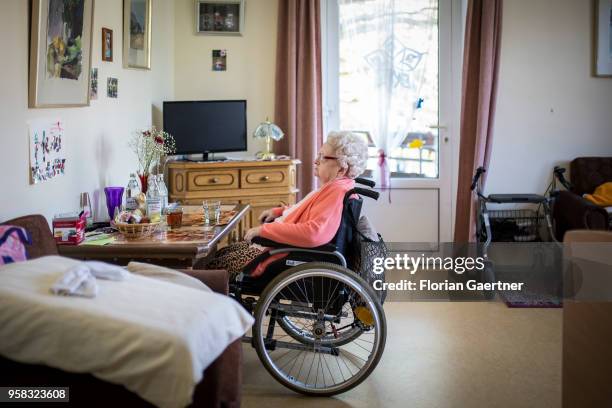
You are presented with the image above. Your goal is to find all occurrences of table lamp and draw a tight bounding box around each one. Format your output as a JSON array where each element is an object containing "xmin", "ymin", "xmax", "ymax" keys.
[{"xmin": 253, "ymin": 118, "xmax": 284, "ymax": 160}]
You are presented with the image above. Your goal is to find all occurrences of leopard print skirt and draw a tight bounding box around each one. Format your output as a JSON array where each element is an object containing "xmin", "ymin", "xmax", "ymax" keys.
[{"xmin": 206, "ymin": 241, "xmax": 265, "ymax": 281}]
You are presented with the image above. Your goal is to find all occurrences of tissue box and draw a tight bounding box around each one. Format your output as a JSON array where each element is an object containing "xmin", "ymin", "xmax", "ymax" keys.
[{"xmin": 53, "ymin": 212, "xmax": 85, "ymax": 245}]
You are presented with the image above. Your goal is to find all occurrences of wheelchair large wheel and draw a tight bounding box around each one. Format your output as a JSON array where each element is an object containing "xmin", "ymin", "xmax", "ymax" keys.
[{"xmin": 252, "ymin": 262, "xmax": 386, "ymax": 396}]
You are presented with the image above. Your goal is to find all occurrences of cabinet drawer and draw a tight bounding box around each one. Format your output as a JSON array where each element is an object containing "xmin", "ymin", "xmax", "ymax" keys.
[
  {"xmin": 243, "ymin": 195, "xmax": 292, "ymax": 230},
  {"xmin": 241, "ymin": 168, "xmax": 289, "ymax": 189},
  {"xmin": 187, "ymin": 170, "xmax": 239, "ymax": 191}
]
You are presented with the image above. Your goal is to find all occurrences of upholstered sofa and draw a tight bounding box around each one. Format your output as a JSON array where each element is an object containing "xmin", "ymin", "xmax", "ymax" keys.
[
  {"xmin": 553, "ymin": 157, "xmax": 611, "ymax": 241},
  {"xmin": 0, "ymin": 214, "xmax": 242, "ymax": 407}
]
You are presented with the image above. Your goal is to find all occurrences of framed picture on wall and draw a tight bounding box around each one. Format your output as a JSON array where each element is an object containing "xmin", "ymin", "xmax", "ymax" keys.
[
  {"xmin": 196, "ymin": 0, "xmax": 245, "ymax": 36},
  {"xmin": 28, "ymin": 0, "xmax": 94, "ymax": 108},
  {"xmin": 594, "ymin": 0, "xmax": 612, "ymax": 76},
  {"xmin": 123, "ymin": 0, "xmax": 151, "ymax": 69},
  {"xmin": 102, "ymin": 27, "xmax": 113, "ymax": 62}
]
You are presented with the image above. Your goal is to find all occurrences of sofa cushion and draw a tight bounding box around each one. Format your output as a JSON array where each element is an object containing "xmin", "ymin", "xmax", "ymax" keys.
[
  {"xmin": 127, "ymin": 261, "xmax": 213, "ymax": 292},
  {"xmin": 0, "ymin": 226, "xmax": 30, "ymax": 264},
  {"xmin": 584, "ymin": 182, "xmax": 612, "ymax": 207}
]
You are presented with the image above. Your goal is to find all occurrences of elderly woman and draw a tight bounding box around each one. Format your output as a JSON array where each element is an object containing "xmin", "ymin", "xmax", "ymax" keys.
[{"xmin": 207, "ymin": 131, "xmax": 368, "ymax": 279}]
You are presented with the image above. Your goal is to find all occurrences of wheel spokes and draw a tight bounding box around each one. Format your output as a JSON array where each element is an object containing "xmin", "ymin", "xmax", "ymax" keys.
[{"xmin": 257, "ymin": 270, "xmax": 382, "ymax": 392}]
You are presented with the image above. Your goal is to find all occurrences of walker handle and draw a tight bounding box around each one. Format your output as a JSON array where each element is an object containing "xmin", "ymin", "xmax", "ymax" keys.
[{"xmin": 471, "ymin": 167, "xmax": 486, "ymax": 191}]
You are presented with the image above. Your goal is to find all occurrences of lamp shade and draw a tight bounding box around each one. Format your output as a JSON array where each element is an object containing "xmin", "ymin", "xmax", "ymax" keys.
[{"xmin": 253, "ymin": 119, "xmax": 284, "ymax": 141}]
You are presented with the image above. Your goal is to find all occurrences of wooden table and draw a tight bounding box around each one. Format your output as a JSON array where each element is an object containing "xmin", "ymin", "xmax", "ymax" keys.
[{"xmin": 58, "ymin": 204, "xmax": 250, "ymax": 268}]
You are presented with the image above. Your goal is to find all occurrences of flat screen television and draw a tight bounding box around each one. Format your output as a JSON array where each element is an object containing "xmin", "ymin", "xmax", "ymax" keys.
[{"xmin": 163, "ymin": 100, "xmax": 247, "ymax": 161}]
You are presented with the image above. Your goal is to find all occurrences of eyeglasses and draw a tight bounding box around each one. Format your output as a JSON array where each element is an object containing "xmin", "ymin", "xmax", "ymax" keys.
[{"xmin": 315, "ymin": 152, "xmax": 339, "ymax": 162}]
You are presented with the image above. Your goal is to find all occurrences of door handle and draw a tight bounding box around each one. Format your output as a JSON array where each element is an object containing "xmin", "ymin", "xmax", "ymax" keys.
[{"xmin": 429, "ymin": 125, "xmax": 449, "ymax": 143}]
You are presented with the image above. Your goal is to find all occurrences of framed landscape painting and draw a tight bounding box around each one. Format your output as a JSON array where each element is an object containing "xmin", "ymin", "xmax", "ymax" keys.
[
  {"xmin": 123, "ymin": 0, "xmax": 152, "ymax": 69},
  {"xmin": 29, "ymin": 0, "xmax": 94, "ymax": 108}
]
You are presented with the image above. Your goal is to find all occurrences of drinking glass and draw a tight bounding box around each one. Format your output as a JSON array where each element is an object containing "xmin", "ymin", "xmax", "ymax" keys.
[
  {"xmin": 202, "ymin": 200, "xmax": 210, "ymax": 225},
  {"xmin": 212, "ymin": 201, "xmax": 221, "ymax": 224},
  {"xmin": 203, "ymin": 200, "xmax": 221, "ymax": 225},
  {"xmin": 166, "ymin": 206, "xmax": 183, "ymax": 229}
]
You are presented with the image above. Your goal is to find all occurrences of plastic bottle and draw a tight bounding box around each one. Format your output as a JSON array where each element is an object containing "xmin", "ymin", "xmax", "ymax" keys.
[
  {"xmin": 125, "ymin": 173, "xmax": 141, "ymax": 211},
  {"xmin": 146, "ymin": 176, "xmax": 162, "ymax": 222},
  {"xmin": 157, "ymin": 174, "xmax": 169, "ymax": 212}
]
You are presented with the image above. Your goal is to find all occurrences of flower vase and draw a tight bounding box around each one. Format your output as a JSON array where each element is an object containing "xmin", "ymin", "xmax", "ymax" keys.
[{"xmin": 138, "ymin": 173, "xmax": 149, "ymax": 194}]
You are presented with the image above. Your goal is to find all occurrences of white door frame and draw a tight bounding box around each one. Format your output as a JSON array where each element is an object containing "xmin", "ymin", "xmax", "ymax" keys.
[{"xmin": 321, "ymin": 0, "xmax": 464, "ymax": 244}]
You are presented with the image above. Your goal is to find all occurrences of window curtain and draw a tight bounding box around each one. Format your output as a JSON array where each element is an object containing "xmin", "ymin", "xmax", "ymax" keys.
[
  {"xmin": 453, "ymin": 0, "xmax": 503, "ymax": 243},
  {"xmin": 274, "ymin": 0, "xmax": 323, "ymax": 196},
  {"xmin": 338, "ymin": 0, "xmax": 438, "ymax": 187}
]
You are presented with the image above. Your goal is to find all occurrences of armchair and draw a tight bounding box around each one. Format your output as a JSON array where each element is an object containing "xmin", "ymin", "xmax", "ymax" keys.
[{"xmin": 553, "ymin": 157, "xmax": 611, "ymax": 241}]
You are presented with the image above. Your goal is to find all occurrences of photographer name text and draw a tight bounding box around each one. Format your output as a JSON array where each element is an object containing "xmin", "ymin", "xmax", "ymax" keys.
[{"xmin": 373, "ymin": 279, "xmax": 525, "ymax": 292}]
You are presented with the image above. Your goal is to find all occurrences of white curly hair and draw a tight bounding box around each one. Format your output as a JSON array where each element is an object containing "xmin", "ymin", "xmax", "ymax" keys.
[{"xmin": 325, "ymin": 131, "xmax": 368, "ymax": 179}]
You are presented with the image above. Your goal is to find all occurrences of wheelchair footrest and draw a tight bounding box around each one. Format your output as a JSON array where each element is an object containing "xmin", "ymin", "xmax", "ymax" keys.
[{"xmin": 270, "ymin": 339, "xmax": 340, "ymax": 355}]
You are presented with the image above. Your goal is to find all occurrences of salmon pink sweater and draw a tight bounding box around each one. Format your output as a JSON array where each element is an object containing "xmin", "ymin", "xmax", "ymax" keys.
[{"xmin": 252, "ymin": 177, "xmax": 355, "ymax": 276}]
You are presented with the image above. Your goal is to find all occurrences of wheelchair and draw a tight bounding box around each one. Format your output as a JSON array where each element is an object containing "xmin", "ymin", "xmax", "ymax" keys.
[{"xmin": 229, "ymin": 177, "xmax": 387, "ymax": 396}]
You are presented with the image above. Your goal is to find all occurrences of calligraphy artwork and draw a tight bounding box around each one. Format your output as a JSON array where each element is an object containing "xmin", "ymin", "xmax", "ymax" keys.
[{"xmin": 29, "ymin": 118, "xmax": 66, "ymax": 184}]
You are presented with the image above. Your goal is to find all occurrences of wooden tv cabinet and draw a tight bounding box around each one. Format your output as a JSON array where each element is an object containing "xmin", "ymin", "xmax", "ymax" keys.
[{"xmin": 167, "ymin": 159, "xmax": 300, "ymax": 239}]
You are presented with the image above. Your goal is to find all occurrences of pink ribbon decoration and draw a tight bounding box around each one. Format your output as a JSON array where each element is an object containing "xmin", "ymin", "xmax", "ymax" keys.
[{"xmin": 377, "ymin": 149, "xmax": 391, "ymax": 203}]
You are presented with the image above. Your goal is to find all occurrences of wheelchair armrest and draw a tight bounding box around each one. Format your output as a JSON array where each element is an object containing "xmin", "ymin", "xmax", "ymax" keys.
[{"xmin": 251, "ymin": 236, "xmax": 338, "ymax": 252}]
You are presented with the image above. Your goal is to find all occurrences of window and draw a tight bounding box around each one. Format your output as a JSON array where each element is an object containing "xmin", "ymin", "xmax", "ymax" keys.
[{"xmin": 323, "ymin": 0, "xmax": 440, "ymax": 179}]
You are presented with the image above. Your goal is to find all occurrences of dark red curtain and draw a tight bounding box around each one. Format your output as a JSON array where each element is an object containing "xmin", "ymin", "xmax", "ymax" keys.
[
  {"xmin": 454, "ymin": 0, "xmax": 503, "ymax": 242},
  {"xmin": 274, "ymin": 0, "xmax": 323, "ymax": 197}
]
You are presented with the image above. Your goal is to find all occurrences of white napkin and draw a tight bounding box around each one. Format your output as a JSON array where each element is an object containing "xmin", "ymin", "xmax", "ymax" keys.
[{"xmin": 50, "ymin": 264, "xmax": 98, "ymax": 298}]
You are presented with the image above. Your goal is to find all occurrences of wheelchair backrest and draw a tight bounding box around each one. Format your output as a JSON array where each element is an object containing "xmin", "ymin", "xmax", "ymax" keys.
[
  {"xmin": 331, "ymin": 179, "xmax": 380, "ymax": 259},
  {"xmin": 330, "ymin": 194, "xmax": 363, "ymax": 258}
]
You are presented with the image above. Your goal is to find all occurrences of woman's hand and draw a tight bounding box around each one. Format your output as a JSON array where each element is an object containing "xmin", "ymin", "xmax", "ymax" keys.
[
  {"xmin": 244, "ymin": 226, "xmax": 263, "ymax": 243},
  {"xmin": 259, "ymin": 209, "xmax": 277, "ymax": 224}
]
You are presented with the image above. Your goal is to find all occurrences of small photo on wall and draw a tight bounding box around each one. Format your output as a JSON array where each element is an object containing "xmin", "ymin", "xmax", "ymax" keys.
[
  {"xmin": 107, "ymin": 77, "xmax": 118, "ymax": 98},
  {"xmin": 102, "ymin": 27, "xmax": 113, "ymax": 62},
  {"xmin": 90, "ymin": 68, "xmax": 98, "ymax": 99},
  {"xmin": 212, "ymin": 49, "xmax": 227, "ymax": 71}
]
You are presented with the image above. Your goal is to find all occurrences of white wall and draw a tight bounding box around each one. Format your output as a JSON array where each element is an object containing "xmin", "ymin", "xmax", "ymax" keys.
[
  {"xmin": 173, "ymin": 0, "xmax": 278, "ymax": 158},
  {"xmin": 0, "ymin": 0, "xmax": 175, "ymax": 223},
  {"xmin": 485, "ymin": 0, "xmax": 612, "ymax": 196}
]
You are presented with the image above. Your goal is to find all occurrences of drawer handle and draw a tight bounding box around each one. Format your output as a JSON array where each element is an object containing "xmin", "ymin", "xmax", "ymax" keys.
[
  {"xmin": 210, "ymin": 177, "xmax": 220, "ymax": 183},
  {"xmin": 260, "ymin": 175, "xmax": 270, "ymax": 182}
]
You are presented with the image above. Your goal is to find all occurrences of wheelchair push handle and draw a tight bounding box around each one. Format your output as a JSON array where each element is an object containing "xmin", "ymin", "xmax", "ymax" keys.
[
  {"xmin": 354, "ymin": 177, "xmax": 376, "ymax": 188},
  {"xmin": 353, "ymin": 187, "xmax": 380, "ymax": 200},
  {"xmin": 471, "ymin": 166, "xmax": 486, "ymax": 191}
]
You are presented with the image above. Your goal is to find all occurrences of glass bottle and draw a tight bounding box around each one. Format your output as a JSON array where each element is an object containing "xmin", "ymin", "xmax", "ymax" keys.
[
  {"xmin": 80, "ymin": 192, "xmax": 93, "ymax": 226},
  {"xmin": 146, "ymin": 176, "xmax": 162, "ymax": 222},
  {"xmin": 125, "ymin": 173, "xmax": 141, "ymax": 211},
  {"xmin": 157, "ymin": 174, "xmax": 169, "ymax": 212}
]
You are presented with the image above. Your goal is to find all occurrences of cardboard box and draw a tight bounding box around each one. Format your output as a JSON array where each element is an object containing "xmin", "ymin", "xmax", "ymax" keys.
[{"xmin": 53, "ymin": 212, "xmax": 85, "ymax": 245}]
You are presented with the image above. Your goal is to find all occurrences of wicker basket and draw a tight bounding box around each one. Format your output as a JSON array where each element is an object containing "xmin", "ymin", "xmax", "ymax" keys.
[{"xmin": 115, "ymin": 222, "xmax": 160, "ymax": 240}]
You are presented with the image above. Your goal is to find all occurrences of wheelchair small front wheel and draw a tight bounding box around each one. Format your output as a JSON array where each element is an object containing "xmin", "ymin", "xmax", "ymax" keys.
[{"xmin": 252, "ymin": 262, "xmax": 386, "ymax": 396}]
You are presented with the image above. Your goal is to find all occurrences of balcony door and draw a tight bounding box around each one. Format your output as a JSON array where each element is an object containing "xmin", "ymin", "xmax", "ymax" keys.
[{"xmin": 322, "ymin": 0, "xmax": 463, "ymax": 247}]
